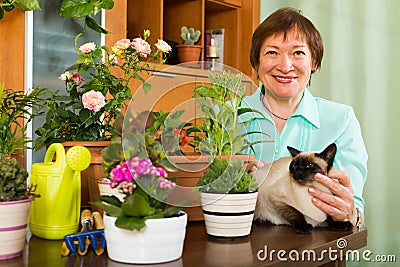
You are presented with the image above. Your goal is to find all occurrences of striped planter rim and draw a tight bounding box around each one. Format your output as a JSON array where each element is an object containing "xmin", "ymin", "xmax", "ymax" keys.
[{"xmin": 0, "ymin": 198, "xmax": 32, "ymax": 205}]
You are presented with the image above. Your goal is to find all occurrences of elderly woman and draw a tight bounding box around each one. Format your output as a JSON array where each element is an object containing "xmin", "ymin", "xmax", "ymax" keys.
[{"xmin": 242, "ymin": 7, "xmax": 367, "ymax": 228}]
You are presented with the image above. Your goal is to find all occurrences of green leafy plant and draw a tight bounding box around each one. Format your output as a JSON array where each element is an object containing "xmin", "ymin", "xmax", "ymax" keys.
[
  {"xmin": 60, "ymin": 0, "xmax": 114, "ymax": 34},
  {"xmin": 180, "ymin": 26, "xmax": 201, "ymax": 45},
  {"xmin": 190, "ymin": 70, "xmax": 269, "ymax": 156},
  {"xmin": 91, "ymin": 109, "xmax": 190, "ymax": 231},
  {"xmin": 0, "ymin": 0, "xmax": 41, "ymax": 20},
  {"xmin": 0, "ymin": 83, "xmax": 49, "ymax": 201},
  {"xmin": 0, "ymin": 157, "xmax": 33, "ymax": 201},
  {"xmin": 196, "ymin": 157, "xmax": 258, "ymax": 193},
  {"xmin": 0, "ymin": 84, "xmax": 51, "ymax": 158},
  {"xmin": 101, "ymin": 109, "xmax": 189, "ymax": 175},
  {"xmin": 34, "ymin": 30, "xmax": 172, "ymax": 150}
]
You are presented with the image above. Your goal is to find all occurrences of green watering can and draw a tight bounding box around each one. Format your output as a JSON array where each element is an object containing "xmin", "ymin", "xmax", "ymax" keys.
[{"xmin": 29, "ymin": 143, "xmax": 91, "ymax": 240}]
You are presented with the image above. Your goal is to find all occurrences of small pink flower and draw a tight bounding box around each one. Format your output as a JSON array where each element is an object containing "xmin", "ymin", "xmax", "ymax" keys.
[
  {"xmin": 58, "ymin": 71, "xmax": 73, "ymax": 81},
  {"xmin": 79, "ymin": 42, "xmax": 96, "ymax": 54},
  {"xmin": 59, "ymin": 71, "xmax": 84, "ymax": 85},
  {"xmin": 156, "ymin": 167, "xmax": 168, "ymax": 178},
  {"xmin": 71, "ymin": 72, "xmax": 84, "ymax": 85},
  {"xmin": 131, "ymin": 38, "xmax": 151, "ymax": 57},
  {"xmin": 157, "ymin": 178, "xmax": 176, "ymax": 190},
  {"xmin": 113, "ymin": 39, "xmax": 131, "ymax": 50},
  {"xmin": 82, "ymin": 90, "xmax": 106, "ymax": 112}
]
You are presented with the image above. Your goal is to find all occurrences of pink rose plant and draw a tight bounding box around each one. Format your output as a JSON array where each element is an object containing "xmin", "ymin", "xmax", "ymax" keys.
[{"xmin": 35, "ymin": 30, "xmax": 171, "ymax": 150}]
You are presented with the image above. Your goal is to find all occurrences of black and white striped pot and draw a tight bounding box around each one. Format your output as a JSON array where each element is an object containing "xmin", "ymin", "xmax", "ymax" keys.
[{"xmin": 200, "ymin": 191, "xmax": 258, "ymax": 238}]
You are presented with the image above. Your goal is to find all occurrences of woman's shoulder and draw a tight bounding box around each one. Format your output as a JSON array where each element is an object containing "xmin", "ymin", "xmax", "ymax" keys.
[
  {"xmin": 313, "ymin": 97, "xmax": 356, "ymax": 122},
  {"xmin": 314, "ymin": 97, "xmax": 354, "ymax": 113}
]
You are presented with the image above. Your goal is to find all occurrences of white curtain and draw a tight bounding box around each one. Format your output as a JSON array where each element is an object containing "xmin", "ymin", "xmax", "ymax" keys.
[{"xmin": 260, "ymin": 1, "xmax": 400, "ymax": 266}]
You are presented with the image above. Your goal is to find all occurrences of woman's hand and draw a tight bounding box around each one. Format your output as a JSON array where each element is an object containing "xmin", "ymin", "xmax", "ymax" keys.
[
  {"xmin": 248, "ymin": 160, "xmax": 268, "ymax": 174},
  {"xmin": 308, "ymin": 169, "xmax": 359, "ymax": 226}
]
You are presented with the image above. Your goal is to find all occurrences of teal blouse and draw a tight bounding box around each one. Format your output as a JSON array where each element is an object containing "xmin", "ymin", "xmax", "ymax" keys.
[{"xmin": 240, "ymin": 86, "xmax": 368, "ymax": 212}]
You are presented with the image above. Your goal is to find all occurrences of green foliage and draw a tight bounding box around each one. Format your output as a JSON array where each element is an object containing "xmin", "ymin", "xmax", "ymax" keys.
[
  {"xmin": 92, "ymin": 187, "xmax": 182, "ymax": 231},
  {"xmin": 180, "ymin": 26, "xmax": 201, "ymax": 45},
  {"xmin": 196, "ymin": 157, "xmax": 258, "ymax": 193},
  {"xmin": 0, "ymin": 84, "xmax": 53, "ymax": 158},
  {"xmin": 0, "ymin": 0, "xmax": 40, "ymax": 20},
  {"xmin": 191, "ymin": 71, "xmax": 270, "ymax": 156},
  {"xmin": 60, "ymin": 0, "xmax": 114, "ymax": 34},
  {"xmin": 101, "ymin": 109, "xmax": 190, "ymax": 177},
  {"xmin": 0, "ymin": 157, "xmax": 32, "ymax": 201}
]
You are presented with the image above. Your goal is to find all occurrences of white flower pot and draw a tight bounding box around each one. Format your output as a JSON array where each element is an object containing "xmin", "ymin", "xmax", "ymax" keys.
[
  {"xmin": 98, "ymin": 181, "xmax": 125, "ymax": 201},
  {"xmin": 103, "ymin": 212, "xmax": 187, "ymax": 264},
  {"xmin": 0, "ymin": 198, "xmax": 31, "ymax": 260},
  {"xmin": 200, "ymin": 191, "xmax": 258, "ymax": 238}
]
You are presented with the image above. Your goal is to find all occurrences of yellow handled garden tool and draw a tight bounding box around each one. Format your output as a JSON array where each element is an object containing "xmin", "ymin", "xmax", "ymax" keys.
[{"xmin": 61, "ymin": 210, "xmax": 106, "ymax": 256}]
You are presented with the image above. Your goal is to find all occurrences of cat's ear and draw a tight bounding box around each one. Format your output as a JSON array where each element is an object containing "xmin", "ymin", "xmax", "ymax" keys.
[
  {"xmin": 316, "ymin": 143, "xmax": 337, "ymax": 167},
  {"xmin": 287, "ymin": 146, "xmax": 301, "ymax": 157}
]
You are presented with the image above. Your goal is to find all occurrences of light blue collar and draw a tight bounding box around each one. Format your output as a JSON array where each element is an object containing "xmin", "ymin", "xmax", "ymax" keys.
[{"xmin": 241, "ymin": 85, "xmax": 320, "ymax": 129}]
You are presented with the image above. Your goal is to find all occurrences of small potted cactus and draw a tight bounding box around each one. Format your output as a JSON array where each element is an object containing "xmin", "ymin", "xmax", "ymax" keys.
[{"xmin": 176, "ymin": 26, "xmax": 203, "ymax": 63}]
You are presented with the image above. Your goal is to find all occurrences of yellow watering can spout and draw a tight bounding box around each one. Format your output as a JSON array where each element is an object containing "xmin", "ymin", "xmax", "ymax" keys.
[{"xmin": 29, "ymin": 143, "xmax": 92, "ymax": 240}]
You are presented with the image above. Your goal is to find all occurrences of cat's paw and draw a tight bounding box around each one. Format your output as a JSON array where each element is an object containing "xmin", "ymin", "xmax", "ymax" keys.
[
  {"xmin": 329, "ymin": 221, "xmax": 353, "ymax": 231},
  {"xmin": 293, "ymin": 223, "xmax": 313, "ymax": 234}
]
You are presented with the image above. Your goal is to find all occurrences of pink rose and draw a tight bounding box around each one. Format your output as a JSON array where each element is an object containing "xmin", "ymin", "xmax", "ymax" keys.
[
  {"xmin": 79, "ymin": 42, "xmax": 96, "ymax": 54},
  {"xmin": 113, "ymin": 39, "xmax": 131, "ymax": 50},
  {"xmin": 59, "ymin": 71, "xmax": 84, "ymax": 85},
  {"xmin": 82, "ymin": 90, "xmax": 106, "ymax": 112},
  {"xmin": 131, "ymin": 38, "xmax": 151, "ymax": 57}
]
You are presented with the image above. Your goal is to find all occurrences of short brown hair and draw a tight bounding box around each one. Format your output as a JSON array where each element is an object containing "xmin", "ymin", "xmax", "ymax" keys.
[{"xmin": 250, "ymin": 7, "xmax": 323, "ymax": 73}]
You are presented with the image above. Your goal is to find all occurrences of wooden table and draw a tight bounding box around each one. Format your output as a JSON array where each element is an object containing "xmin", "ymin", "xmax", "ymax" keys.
[{"xmin": 2, "ymin": 221, "xmax": 367, "ymax": 267}]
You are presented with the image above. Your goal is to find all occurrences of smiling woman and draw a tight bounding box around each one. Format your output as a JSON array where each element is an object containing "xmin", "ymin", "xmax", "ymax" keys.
[{"xmin": 242, "ymin": 7, "xmax": 367, "ymax": 231}]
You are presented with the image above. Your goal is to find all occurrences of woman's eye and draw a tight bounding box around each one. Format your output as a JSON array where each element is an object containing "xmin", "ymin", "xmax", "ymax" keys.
[
  {"xmin": 265, "ymin": 51, "xmax": 277, "ymax": 56},
  {"xmin": 294, "ymin": 50, "xmax": 306, "ymax": 56}
]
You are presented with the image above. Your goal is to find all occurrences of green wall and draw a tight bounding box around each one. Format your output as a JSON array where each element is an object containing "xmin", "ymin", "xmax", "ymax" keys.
[{"xmin": 260, "ymin": 1, "xmax": 400, "ymax": 266}]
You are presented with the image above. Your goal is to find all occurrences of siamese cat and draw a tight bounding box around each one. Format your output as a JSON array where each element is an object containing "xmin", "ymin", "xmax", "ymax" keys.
[{"xmin": 254, "ymin": 143, "xmax": 353, "ymax": 234}]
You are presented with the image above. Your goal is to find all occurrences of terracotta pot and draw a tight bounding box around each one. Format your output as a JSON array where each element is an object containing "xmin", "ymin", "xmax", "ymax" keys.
[
  {"xmin": 61, "ymin": 141, "xmax": 110, "ymax": 211},
  {"xmin": 166, "ymin": 153, "xmax": 255, "ymax": 221},
  {"xmin": 0, "ymin": 198, "xmax": 31, "ymax": 260},
  {"xmin": 176, "ymin": 44, "xmax": 203, "ymax": 63}
]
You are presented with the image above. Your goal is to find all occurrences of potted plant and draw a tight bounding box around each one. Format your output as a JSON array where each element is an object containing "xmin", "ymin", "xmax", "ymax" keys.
[
  {"xmin": 176, "ymin": 26, "xmax": 202, "ymax": 63},
  {"xmin": 196, "ymin": 157, "xmax": 258, "ymax": 238},
  {"xmin": 90, "ymin": 108, "xmax": 189, "ymax": 264},
  {"xmin": 190, "ymin": 70, "xmax": 268, "ymax": 157},
  {"xmin": 97, "ymin": 108, "xmax": 188, "ymax": 202},
  {"xmin": 0, "ymin": 83, "xmax": 48, "ymax": 259},
  {"xmin": 34, "ymin": 30, "xmax": 172, "ymax": 209},
  {"xmin": 166, "ymin": 70, "xmax": 269, "ymax": 221}
]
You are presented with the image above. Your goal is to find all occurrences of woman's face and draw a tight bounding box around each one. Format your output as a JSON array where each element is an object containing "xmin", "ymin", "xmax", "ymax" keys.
[{"xmin": 258, "ymin": 29, "xmax": 315, "ymax": 100}]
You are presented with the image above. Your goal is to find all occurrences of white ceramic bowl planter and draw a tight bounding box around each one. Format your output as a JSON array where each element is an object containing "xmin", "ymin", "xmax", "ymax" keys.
[
  {"xmin": 98, "ymin": 180, "xmax": 125, "ymax": 202},
  {"xmin": 103, "ymin": 212, "xmax": 187, "ymax": 264},
  {"xmin": 200, "ymin": 191, "xmax": 258, "ymax": 238},
  {"xmin": 0, "ymin": 199, "xmax": 31, "ymax": 260}
]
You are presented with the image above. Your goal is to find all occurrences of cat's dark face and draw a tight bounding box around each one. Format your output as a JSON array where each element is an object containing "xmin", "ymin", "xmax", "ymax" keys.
[{"xmin": 287, "ymin": 143, "xmax": 337, "ymax": 185}]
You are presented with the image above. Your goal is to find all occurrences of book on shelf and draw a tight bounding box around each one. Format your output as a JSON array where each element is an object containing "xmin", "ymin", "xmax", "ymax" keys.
[{"xmin": 205, "ymin": 29, "xmax": 224, "ymax": 71}]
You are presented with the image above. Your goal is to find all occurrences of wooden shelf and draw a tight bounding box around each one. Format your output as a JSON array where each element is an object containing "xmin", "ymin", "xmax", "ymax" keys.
[{"xmin": 124, "ymin": 0, "xmax": 259, "ymax": 81}]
